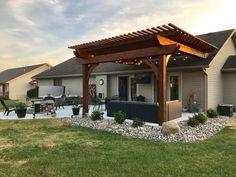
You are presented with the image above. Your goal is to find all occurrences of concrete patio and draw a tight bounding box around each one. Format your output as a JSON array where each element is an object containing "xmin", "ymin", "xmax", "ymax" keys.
[{"xmin": 0, "ymin": 105, "xmax": 193, "ymax": 126}]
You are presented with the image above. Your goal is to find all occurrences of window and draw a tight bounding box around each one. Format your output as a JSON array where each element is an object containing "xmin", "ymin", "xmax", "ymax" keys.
[{"xmin": 53, "ymin": 79, "xmax": 62, "ymax": 86}]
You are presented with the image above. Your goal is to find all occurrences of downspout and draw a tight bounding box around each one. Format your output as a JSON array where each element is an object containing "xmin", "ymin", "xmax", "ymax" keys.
[{"xmin": 202, "ymin": 68, "xmax": 208, "ymax": 112}]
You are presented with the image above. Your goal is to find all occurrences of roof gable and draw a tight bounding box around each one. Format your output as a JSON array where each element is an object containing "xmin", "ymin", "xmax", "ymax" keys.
[
  {"xmin": 0, "ymin": 64, "xmax": 48, "ymax": 83},
  {"xmin": 167, "ymin": 29, "xmax": 235, "ymax": 68}
]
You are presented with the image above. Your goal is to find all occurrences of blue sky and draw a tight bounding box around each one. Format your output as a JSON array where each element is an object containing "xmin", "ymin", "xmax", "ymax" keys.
[{"xmin": 0, "ymin": 0, "xmax": 235, "ymax": 71}]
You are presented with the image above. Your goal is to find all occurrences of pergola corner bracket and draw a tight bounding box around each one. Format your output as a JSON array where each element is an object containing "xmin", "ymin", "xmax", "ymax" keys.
[{"xmin": 157, "ymin": 35, "xmax": 209, "ymax": 58}]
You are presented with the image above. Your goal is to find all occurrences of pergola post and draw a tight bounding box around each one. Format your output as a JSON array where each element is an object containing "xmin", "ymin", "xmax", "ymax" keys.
[
  {"xmin": 82, "ymin": 63, "xmax": 98, "ymax": 116},
  {"xmin": 82, "ymin": 64, "xmax": 89, "ymax": 115},
  {"xmin": 158, "ymin": 55, "xmax": 168, "ymax": 125}
]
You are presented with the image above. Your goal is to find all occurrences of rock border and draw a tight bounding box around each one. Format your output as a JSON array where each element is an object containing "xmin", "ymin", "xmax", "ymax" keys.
[{"xmin": 62, "ymin": 116, "xmax": 233, "ymax": 142}]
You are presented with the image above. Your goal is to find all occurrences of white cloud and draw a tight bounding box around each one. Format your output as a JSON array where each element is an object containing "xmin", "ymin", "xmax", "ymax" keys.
[{"xmin": 0, "ymin": 0, "xmax": 235, "ymax": 72}]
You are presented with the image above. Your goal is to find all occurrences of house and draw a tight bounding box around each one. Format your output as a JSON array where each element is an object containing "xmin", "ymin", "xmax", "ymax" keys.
[
  {"xmin": 0, "ymin": 64, "xmax": 51, "ymax": 100},
  {"xmin": 33, "ymin": 28, "xmax": 236, "ymax": 111}
]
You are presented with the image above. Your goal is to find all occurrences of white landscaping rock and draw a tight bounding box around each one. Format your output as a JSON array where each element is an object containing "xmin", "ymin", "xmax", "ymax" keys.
[
  {"xmin": 62, "ymin": 116, "xmax": 230, "ymax": 142},
  {"xmin": 98, "ymin": 121, "xmax": 109, "ymax": 129},
  {"xmin": 161, "ymin": 121, "xmax": 181, "ymax": 135}
]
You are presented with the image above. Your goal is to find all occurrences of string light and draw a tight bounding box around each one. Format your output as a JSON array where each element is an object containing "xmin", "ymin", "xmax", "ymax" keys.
[{"xmin": 114, "ymin": 58, "xmax": 145, "ymax": 65}]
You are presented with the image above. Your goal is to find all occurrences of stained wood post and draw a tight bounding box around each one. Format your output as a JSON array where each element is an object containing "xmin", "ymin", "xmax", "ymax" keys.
[
  {"xmin": 82, "ymin": 64, "xmax": 89, "ymax": 115},
  {"xmin": 158, "ymin": 55, "xmax": 167, "ymax": 125}
]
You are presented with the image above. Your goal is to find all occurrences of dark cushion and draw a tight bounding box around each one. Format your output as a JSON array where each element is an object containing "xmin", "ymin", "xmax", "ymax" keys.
[{"xmin": 107, "ymin": 101, "xmax": 159, "ymax": 123}]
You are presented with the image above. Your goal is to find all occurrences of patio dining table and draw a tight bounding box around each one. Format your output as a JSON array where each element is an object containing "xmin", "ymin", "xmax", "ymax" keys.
[{"xmin": 32, "ymin": 100, "xmax": 56, "ymax": 118}]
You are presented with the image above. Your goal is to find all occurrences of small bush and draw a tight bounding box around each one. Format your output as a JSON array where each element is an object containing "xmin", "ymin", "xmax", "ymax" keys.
[
  {"xmin": 187, "ymin": 117, "xmax": 200, "ymax": 127},
  {"xmin": 132, "ymin": 117, "xmax": 144, "ymax": 128},
  {"xmin": 114, "ymin": 111, "xmax": 126, "ymax": 124},
  {"xmin": 27, "ymin": 88, "xmax": 38, "ymax": 98},
  {"xmin": 73, "ymin": 99, "xmax": 81, "ymax": 108},
  {"xmin": 187, "ymin": 112, "xmax": 208, "ymax": 127},
  {"xmin": 207, "ymin": 109, "xmax": 219, "ymax": 118},
  {"xmin": 194, "ymin": 112, "xmax": 207, "ymax": 123},
  {"xmin": 15, "ymin": 102, "xmax": 27, "ymax": 110},
  {"xmin": 91, "ymin": 110, "xmax": 102, "ymax": 121}
]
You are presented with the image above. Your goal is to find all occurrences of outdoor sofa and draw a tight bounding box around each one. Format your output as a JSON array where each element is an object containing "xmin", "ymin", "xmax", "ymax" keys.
[{"xmin": 106, "ymin": 100, "xmax": 182, "ymax": 124}]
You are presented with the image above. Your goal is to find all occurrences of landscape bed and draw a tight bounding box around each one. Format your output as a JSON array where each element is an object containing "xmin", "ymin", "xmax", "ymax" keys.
[
  {"xmin": 64, "ymin": 116, "xmax": 231, "ymax": 142},
  {"xmin": 0, "ymin": 119, "xmax": 235, "ymax": 177}
]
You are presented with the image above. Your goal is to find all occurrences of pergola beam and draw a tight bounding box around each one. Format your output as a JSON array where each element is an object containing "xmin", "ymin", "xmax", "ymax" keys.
[
  {"xmin": 157, "ymin": 35, "xmax": 209, "ymax": 58},
  {"xmin": 75, "ymin": 45, "xmax": 179, "ymax": 64}
]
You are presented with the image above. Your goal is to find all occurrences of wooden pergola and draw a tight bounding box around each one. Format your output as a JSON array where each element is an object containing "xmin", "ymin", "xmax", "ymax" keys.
[{"xmin": 69, "ymin": 23, "xmax": 217, "ymax": 125}]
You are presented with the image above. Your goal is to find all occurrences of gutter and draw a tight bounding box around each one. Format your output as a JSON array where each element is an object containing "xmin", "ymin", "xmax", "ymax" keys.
[
  {"xmin": 221, "ymin": 68, "xmax": 236, "ymax": 72},
  {"xmin": 34, "ymin": 65, "xmax": 209, "ymax": 79}
]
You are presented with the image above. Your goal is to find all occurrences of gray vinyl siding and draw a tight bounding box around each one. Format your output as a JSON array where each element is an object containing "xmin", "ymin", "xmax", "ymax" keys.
[
  {"xmin": 223, "ymin": 72, "xmax": 236, "ymax": 106},
  {"xmin": 37, "ymin": 76, "xmax": 96, "ymax": 97},
  {"xmin": 37, "ymin": 79, "xmax": 53, "ymax": 86},
  {"xmin": 96, "ymin": 75, "xmax": 107, "ymax": 98},
  {"xmin": 206, "ymin": 34, "xmax": 236, "ymax": 109},
  {"xmin": 107, "ymin": 75, "xmax": 118, "ymax": 97},
  {"xmin": 182, "ymin": 71, "xmax": 206, "ymax": 111},
  {"xmin": 137, "ymin": 75, "xmax": 154, "ymax": 102},
  {"xmin": 62, "ymin": 78, "xmax": 82, "ymax": 96}
]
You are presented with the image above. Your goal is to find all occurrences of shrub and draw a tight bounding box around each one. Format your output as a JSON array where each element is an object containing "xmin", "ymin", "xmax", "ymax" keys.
[
  {"xmin": 132, "ymin": 117, "xmax": 144, "ymax": 128},
  {"xmin": 187, "ymin": 117, "xmax": 200, "ymax": 127},
  {"xmin": 114, "ymin": 111, "xmax": 126, "ymax": 124},
  {"xmin": 91, "ymin": 110, "xmax": 102, "ymax": 121},
  {"xmin": 27, "ymin": 88, "xmax": 38, "ymax": 98},
  {"xmin": 187, "ymin": 112, "xmax": 208, "ymax": 127},
  {"xmin": 194, "ymin": 112, "xmax": 207, "ymax": 123},
  {"xmin": 207, "ymin": 109, "xmax": 219, "ymax": 118},
  {"xmin": 15, "ymin": 102, "xmax": 27, "ymax": 110},
  {"xmin": 73, "ymin": 99, "xmax": 81, "ymax": 108},
  {"xmin": 95, "ymin": 98, "xmax": 102, "ymax": 104}
]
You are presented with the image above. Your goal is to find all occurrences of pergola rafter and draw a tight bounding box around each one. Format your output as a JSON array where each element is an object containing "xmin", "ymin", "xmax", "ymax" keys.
[{"xmin": 69, "ymin": 23, "xmax": 217, "ymax": 125}]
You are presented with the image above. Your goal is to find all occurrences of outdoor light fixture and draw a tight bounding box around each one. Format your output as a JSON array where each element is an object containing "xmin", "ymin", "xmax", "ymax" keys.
[{"xmin": 99, "ymin": 79, "xmax": 104, "ymax": 85}]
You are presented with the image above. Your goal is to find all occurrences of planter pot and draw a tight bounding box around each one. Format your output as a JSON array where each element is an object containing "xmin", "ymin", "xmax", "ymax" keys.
[
  {"xmin": 72, "ymin": 107, "xmax": 80, "ymax": 116},
  {"xmin": 16, "ymin": 109, "xmax": 27, "ymax": 118}
]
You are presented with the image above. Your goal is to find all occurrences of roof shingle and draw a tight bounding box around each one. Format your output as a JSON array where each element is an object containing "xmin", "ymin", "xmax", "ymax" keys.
[
  {"xmin": 0, "ymin": 64, "xmax": 47, "ymax": 83},
  {"xmin": 222, "ymin": 55, "xmax": 236, "ymax": 71},
  {"xmin": 34, "ymin": 29, "xmax": 235, "ymax": 79}
]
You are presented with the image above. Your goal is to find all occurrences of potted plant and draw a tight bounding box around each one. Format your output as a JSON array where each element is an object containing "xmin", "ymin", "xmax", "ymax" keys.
[
  {"xmin": 15, "ymin": 102, "xmax": 27, "ymax": 118},
  {"xmin": 72, "ymin": 99, "xmax": 81, "ymax": 116}
]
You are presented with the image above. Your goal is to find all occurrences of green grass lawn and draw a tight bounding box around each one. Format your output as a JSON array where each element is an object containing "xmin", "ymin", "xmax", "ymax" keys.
[
  {"xmin": 0, "ymin": 100, "xmax": 18, "ymax": 112},
  {"xmin": 0, "ymin": 119, "xmax": 235, "ymax": 177}
]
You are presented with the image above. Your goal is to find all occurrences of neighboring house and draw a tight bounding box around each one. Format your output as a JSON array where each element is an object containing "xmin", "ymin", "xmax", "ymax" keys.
[
  {"xmin": 0, "ymin": 64, "xmax": 51, "ymax": 100},
  {"xmin": 33, "ymin": 29, "xmax": 236, "ymax": 111}
]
